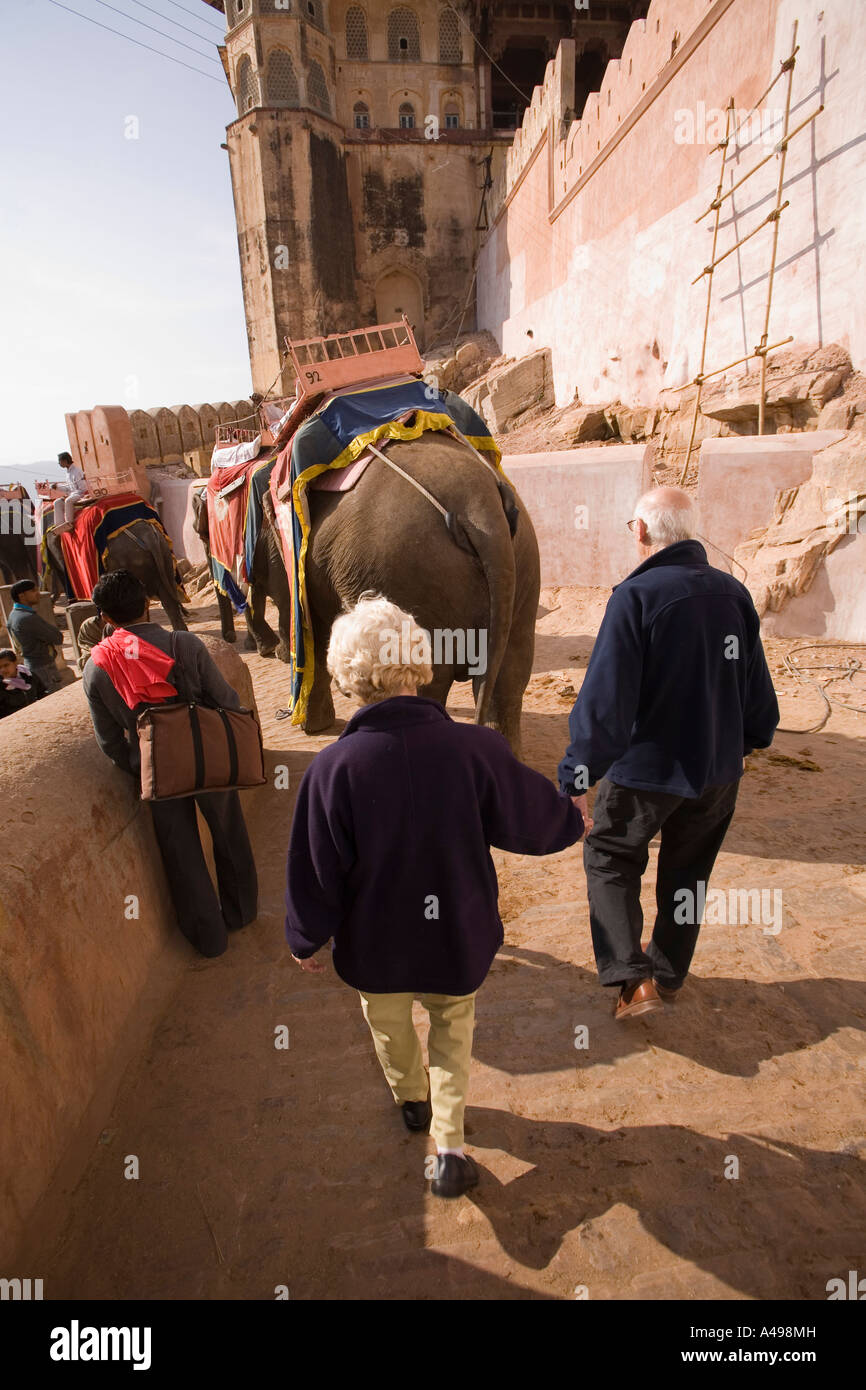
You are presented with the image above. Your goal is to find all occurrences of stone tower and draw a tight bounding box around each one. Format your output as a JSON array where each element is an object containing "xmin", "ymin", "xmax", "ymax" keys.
[{"xmin": 204, "ymin": 1, "xmax": 647, "ymax": 396}]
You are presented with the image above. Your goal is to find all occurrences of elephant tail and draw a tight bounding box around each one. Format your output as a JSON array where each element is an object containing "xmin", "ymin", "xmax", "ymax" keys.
[{"xmin": 450, "ymin": 503, "xmax": 516, "ymax": 729}]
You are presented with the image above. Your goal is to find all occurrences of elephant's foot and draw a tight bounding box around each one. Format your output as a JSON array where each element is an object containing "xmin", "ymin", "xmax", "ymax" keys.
[
  {"xmin": 222, "ymin": 630, "xmax": 237, "ymax": 644},
  {"xmin": 304, "ymin": 689, "xmax": 336, "ymax": 733},
  {"xmin": 275, "ymin": 641, "xmax": 292, "ymax": 664},
  {"xmin": 304, "ymin": 712, "xmax": 337, "ymax": 734},
  {"xmin": 244, "ymin": 634, "xmax": 258, "ymax": 652}
]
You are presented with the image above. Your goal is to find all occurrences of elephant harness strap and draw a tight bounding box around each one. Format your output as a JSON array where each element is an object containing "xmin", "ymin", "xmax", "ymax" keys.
[{"xmin": 365, "ymin": 432, "xmax": 518, "ymax": 551}]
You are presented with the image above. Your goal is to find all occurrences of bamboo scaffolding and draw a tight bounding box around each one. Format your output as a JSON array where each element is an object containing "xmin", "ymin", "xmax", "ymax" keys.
[
  {"xmin": 677, "ymin": 19, "xmax": 821, "ymax": 483},
  {"xmin": 677, "ymin": 99, "xmax": 734, "ymax": 486},
  {"xmin": 757, "ymin": 21, "xmax": 799, "ymax": 436}
]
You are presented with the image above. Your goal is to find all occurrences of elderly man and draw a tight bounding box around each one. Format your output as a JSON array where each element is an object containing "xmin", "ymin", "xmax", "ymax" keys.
[{"xmin": 559, "ymin": 486, "xmax": 779, "ymax": 1020}]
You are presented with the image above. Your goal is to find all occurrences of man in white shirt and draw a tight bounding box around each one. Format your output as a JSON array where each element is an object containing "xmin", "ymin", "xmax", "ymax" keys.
[{"xmin": 54, "ymin": 451, "xmax": 91, "ymax": 530}]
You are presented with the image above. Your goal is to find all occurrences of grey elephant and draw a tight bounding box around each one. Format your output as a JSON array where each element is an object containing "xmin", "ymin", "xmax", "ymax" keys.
[
  {"xmin": 0, "ymin": 490, "xmax": 40, "ymax": 585},
  {"xmin": 190, "ymin": 485, "xmax": 292, "ymax": 661},
  {"xmin": 292, "ymin": 430, "xmax": 540, "ymax": 754},
  {"xmin": 44, "ymin": 519, "xmax": 190, "ymax": 630}
]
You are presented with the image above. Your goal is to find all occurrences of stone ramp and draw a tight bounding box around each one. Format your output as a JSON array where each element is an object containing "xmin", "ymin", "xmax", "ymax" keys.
[{"xmin": 14, "ymin": 594, "xmax": 866, "ymax": 1300}]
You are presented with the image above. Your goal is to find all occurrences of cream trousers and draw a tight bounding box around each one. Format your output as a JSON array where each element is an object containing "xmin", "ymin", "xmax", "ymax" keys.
[{"xmin": 358, "ymin": 990, "xmax": 476, "ymax": 1151}]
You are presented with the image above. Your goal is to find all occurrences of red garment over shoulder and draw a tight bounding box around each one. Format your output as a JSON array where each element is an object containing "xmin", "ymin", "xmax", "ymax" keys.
[{"xmin": 90, "ymin": 628, "xmax": 178, "ymax": 709}]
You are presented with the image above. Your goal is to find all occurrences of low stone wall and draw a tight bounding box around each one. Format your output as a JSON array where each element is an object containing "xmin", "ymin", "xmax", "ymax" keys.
[
  {"xmin": 503, "ymin": 445, "xmax": 652, "ymax": 587},
  {"xmin": 0, "ymin": 638, "xmax": 258, "ymax": 1264},
  {"xmin": 696, "ymin": 432, "xmax": 846, "ymax": 568}
]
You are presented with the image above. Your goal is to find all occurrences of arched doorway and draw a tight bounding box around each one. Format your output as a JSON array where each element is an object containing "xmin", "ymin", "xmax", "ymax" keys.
[{"xmin": 375, "ymin": 269, "xmax": 424, "ymax": 347}]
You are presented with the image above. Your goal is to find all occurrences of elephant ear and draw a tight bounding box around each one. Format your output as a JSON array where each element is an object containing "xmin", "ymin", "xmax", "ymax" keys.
[
  {"xmin": 444, "ymin": 510, "xmax": 477, "ymax": 557},
  {"xmin": 496, "ymin": 479, "xmax": 520, "ymax": 538}
]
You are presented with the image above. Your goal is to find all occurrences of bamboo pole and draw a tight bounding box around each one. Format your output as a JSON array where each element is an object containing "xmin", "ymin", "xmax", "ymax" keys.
[
  {"xmin": 758, "ymin": 20, "xmax": 798, "ymax": 435},
  {"xmin": 677, "ymin": 99, "xmax": 734, "ymax": 485}
]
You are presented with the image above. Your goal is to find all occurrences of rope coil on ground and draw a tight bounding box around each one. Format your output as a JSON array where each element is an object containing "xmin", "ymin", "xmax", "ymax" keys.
[{"xmin": 778, "ymin": 642, "xmax": 866, "ymax": 733}]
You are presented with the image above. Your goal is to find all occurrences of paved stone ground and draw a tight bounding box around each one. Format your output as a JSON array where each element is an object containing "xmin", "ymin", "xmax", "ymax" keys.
[{"xmin": 27, "ymin": 588, "xmax": 866, "ymax": 1300}]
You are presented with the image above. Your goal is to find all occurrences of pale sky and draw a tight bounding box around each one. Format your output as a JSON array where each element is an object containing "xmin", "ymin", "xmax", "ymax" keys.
[{"xmin": 1, "ymin": 0, "xmax": 249, "ymax": 471}]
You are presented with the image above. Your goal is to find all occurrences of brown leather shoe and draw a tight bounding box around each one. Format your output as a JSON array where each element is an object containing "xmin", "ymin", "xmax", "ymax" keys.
[{"xmin": 614, "ymin": 978, "xmax": 663, "ymax": 1020}]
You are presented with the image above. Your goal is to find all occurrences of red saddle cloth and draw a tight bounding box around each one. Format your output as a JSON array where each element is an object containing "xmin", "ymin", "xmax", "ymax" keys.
[{"xmin": 58, "ymin": 493, "xmax": 150, "ymax": 601}]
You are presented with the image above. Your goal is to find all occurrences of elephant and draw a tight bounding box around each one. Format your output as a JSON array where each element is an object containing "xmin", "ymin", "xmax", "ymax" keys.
[
  {"xmin": 189, "ymin": 485, "xmax": 292, "ymax": 661},
  {"xmin": 295, "ymin": 430, "xmax": 540, "ymax": 755},
  {"xmin": 44, "ymin": 517, "xmax": 190, "ymax": 630},
  {"xmin": 0, "ymin": 490, "xmax": 40, "ymax": 585}
]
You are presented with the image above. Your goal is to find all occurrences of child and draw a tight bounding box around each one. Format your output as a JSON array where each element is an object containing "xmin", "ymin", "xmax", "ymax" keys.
[{"xmin": 0, "ymin": 648, "xmax": 47, "ymax": 717}]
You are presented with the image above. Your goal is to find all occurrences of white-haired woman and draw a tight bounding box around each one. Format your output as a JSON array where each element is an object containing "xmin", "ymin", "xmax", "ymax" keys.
[{"xmin": 285, "ymin": 595, "xmax": 584, "ymax": 1198}]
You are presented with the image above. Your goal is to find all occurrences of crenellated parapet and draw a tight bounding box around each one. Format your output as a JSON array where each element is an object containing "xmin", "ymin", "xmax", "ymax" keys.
[{"xmin": 487, "ymin": 0, "xmax": 711, "ymax": 228}]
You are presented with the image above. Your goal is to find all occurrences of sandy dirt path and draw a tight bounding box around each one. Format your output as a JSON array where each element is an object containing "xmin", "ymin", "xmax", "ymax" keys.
[{"xmin": 27, "ymin": 586, "xmax": 866, "ymax": 1300}]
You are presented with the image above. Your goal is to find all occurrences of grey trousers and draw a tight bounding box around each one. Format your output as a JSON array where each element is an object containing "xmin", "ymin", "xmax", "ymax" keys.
[
  {"xmin": 583, "ymin": 777, "xmax": 740, "ymax": 989},
  {"xmin": 149, "ymin": 790, "xmax": 258, "ymax": 957}
]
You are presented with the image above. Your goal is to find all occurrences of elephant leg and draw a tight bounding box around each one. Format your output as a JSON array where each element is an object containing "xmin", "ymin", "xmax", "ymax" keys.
[
  {"xmin": 303, "ymin": 603, "xmax": 337, "ymax": 734},
  {"xmin": 480, "ymin": 637, "xmax": 533, "ymax": 759},
  {"xmin": 216, "ymin": 588, "xmax": 237, "ymax": 642},
  {"xmin": 162, "ymin": 593, "xmax": 189, "ymax": 632},
  {"xmin": 243, "ymin": 609, "xmax": 261, "ymax": 654},
  {"xmin": 245, "ymin": 580, "xmax": 279, "ymax": 657}
]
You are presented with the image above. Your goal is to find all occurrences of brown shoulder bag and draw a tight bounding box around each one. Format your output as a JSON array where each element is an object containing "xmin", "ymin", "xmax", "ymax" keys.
[{"xmin": 136, "ymin": 634, "xmax": 266, "ymax": 801}]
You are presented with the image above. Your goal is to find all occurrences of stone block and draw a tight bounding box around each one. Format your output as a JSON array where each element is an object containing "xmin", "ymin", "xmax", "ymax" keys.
[
  {"xmin": 481, "ymin": 348, "xmax": 554, "ymax": 433},
  {"xmin": 502, "ymin": 445, "xmax": 653, "ymax": 587},
  {"xmin": 696, "ymin": 432, "xmax": 846, "ymax": 570},
  {"xmin": 561, "ymin": 405, "xmax": 611, "ymax": 443},
  {"xmin": 817, "ymin": 398, "xmax": 855, "ymax": 431}
]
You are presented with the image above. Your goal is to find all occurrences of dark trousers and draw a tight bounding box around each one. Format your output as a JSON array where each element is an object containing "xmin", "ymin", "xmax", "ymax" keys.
[
  {"xmin": 32, "ymin": 663, "xmax": 63, "ymax": 694},
  {"xmin": 149, "ymin": 790, "xmax": 258, "ymax": 957},
  {"xmin": 583, "ymin": 777, "xmax": 740, "ymax": 989}
]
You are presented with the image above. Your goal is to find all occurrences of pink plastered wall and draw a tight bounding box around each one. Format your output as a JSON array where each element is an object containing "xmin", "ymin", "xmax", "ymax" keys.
[{"xmin": 478, "ymin": 0, "xmax": 866, "ymax": 408}]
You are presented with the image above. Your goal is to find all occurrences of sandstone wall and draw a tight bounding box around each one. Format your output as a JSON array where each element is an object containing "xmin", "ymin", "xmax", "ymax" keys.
[
  {"xmin": 0, "ymin": 639, "xmax": 259, "ymax": 1264},
  {"xmin": 478, "ymin": 0, "xmax": 866, "ymax": 408}
]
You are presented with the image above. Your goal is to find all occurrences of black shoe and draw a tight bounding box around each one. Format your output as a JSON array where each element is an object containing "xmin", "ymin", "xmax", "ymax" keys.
[
  {"xmin": 401, "ymin": 1100, "xmax": 431, "ymax": 1133},
  {"xmin": 430, "ymin": 1152, "xmax": 479, "ymax": 1198}
]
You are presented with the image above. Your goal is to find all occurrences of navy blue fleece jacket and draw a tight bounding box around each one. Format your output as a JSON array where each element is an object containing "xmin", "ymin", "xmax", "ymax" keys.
[
  {"xmin": 558, "ymin": 540, "xmax": 779, "ymax": 798},
  {"xmin": 285, "ymin": 696, "xmax": 583, "ymax": 994}
]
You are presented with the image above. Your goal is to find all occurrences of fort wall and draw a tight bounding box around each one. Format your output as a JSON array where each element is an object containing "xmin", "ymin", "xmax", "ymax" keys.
[{"xmin": 478, "ymin": 0, "xmax": 866, "ymax": 409}]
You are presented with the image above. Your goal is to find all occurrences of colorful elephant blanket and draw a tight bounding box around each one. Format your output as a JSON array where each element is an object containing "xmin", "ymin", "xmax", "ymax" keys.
[
  {"xmin": 205, "ymin": 454, "xmax": 277, "ymax": 612},
  {"xmin": 268, "ymin": 377, "xmax": 501, "ymax": 726},
  {"xmin": 45, "ymin": 493, "xmax": 175, "ymax": 602}
]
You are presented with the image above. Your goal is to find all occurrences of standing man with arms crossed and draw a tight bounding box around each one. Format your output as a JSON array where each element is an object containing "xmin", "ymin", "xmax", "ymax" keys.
[
  {"xmin": 6, "ymin": 578, "xmax": 65, "ymax": 693},
  {"xmin": 559, "ymin": 487, "xmax": 780, "ymax": 1020}
]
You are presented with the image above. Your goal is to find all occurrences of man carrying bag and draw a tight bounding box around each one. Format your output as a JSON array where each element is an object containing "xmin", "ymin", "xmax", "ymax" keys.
[{"xmin": 83, "ymin": 570, "xmax": 259, "ymax": 958}]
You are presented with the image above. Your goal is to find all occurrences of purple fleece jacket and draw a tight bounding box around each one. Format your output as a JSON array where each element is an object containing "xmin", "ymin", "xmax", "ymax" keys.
[{"xmin": 284, "ymin": 696, "xmax": 583, "ymax": 995}]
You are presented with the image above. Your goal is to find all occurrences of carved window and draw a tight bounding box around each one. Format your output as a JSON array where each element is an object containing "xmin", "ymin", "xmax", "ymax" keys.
[
  {"xmin": 305, "ymin": 0, "xmax": 324, "ymax": 28},
  {"xmin": 236, "ymin": 55, "xmax": 259, "ymax": 114},
  {"xmin": 346, "ymin": 6, "xmax": 369, "ymax": 60},
  {"xmin": 444, "ymin": 103, "xmax": 459, "ymax": 128},
  {"xmin": 267, "ymin": 50, "xmax": 299, "ymax": 106},
  {"xmin": 307, "ymin": 61, "xmax": 331, "ymax": 114},
  {"xmin": 399, "ymin": 101, "xmax": 416, "ymax": 128},
  {"xmin": 388, "ymin": 8, "xmax": 420, "ymax": 61},
  {"xmin": 353, "ymin": 101, "xmax": 370, "ymax": 128},
  {"xmin": 438, "ymin": 8, "xmax": 461, "ymax": 64}
]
